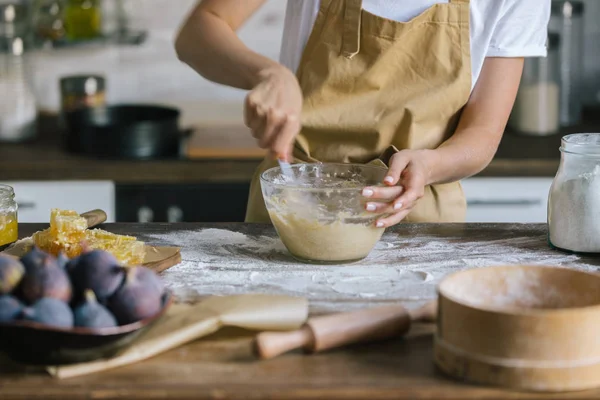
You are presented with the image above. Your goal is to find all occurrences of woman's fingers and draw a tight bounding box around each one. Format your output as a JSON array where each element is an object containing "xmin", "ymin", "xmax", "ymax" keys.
[
  {"xmin": 392, "ymin": 171, "xmax": 426, "ymax": 211},
  {"xmin": 375, "ymin": 209, "xmax": 411, "ymax": 228},
  {"xmin": 362, "ymin": 185, "xmax": 403, "ymax": 202},
  {"xmin": 271, "ymin": 114, "xmax": 301, "ymax": 161},
  {"xmin": 384, "ymin": 151, "xmax": 412, "ymax": 186}
]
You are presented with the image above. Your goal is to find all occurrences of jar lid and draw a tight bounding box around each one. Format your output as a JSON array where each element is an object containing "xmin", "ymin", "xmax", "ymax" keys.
[
  {"xmin": 561, "ymin": 134, "xmax": 600, "ymax": 156},
  {"xmin": 551, "ymin": 1, "xmax": 584, "ymax": 17}
]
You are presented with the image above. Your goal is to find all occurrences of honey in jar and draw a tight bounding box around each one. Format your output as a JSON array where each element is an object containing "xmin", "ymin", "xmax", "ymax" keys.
[{"xmin": 0, "ymin": 184, "xmax": 18, "ymax": 246}]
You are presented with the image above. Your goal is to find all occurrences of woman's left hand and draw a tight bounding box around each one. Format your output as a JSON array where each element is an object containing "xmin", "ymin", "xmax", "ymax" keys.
[{"xmin": 362, "ymin": 150, "xmax": 433, "ymax": 228}]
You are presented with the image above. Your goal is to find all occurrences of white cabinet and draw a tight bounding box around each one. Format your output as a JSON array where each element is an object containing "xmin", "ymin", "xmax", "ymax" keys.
[
  {"xmin": 0, "ymin": 181, "xmax": 115, "ymax": 223},
  {"xmin": 461, "ymin": 177, "xmax": 554, "ymax": 223}
]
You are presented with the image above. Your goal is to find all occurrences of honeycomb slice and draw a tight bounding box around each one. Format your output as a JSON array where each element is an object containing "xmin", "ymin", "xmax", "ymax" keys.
[
  {"xmin": 84, "ymin": 229, "xmax": 146, "ymax": 266},
  {"xmin": 31, "ymin": 208, "xmax": 146, "ymax": 266},
  {"xmin": 32, "ymin": 228, "xmax": 83, "ymax": 258},
  {"xmin": 49, "ymin": 208, "xmax": 87, "ymax": 243}
]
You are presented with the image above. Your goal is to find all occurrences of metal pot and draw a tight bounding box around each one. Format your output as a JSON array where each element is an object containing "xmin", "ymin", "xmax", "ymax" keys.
[{"xmin": 63, "ymin": 104, "xmax": 191, "ymax": 160}]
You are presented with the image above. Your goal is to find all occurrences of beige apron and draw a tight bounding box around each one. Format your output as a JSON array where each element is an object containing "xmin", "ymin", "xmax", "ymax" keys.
[{"xmin": 246, "ymin": 0, "xmax": 472, "ymax": 223}]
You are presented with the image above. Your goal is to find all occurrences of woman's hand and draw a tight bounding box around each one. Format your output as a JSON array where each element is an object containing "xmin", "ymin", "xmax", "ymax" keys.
[
  {"xmin": 244, "ymin": 66, "xmax": 303, "ymax": 161},
  {"xmin": 362, "ymin": 150, "xmax": 435, "ymax": 227}
]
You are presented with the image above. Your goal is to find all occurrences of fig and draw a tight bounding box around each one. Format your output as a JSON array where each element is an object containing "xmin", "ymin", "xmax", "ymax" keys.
[
  {"xmin": 69, "ymin": 250, "xmax": 124, "ymax": 302},
  {"xmin": 108, "ymin": 267, "xmax": 163, "ymax": 325},
  {"xmin": 22, "ymin": 297, "xmax": 73, "ymax": 328},
  {"xmin": 131, "ymin": 266, "xmax": 165, "ymax": 297},
  {"xmin": 19, "ymin": 246, "xmax": 48, "ymax": 273},
  {"xmin": 0, "ymin": 294, "xmax": 24, "ymax": 322},
  {"xmin": 73, "ymin": 290, "xmax": 117, "ymax": 329},
  {"xmin": 20, "ymin": 255, "xmax": 72, "ymax": 304},
  {"xmin": 56, "ymin": 252, "xmax": 69, "ymax": 271},
  {"xmin": 0, "ymin": 254, "xmax": 24, "ymax": 294}
]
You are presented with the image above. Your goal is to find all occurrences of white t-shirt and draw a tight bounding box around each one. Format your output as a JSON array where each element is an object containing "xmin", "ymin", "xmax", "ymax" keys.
[{"xmin": 279, "ymin": 0, "xmax": 551, "ymax": 91}]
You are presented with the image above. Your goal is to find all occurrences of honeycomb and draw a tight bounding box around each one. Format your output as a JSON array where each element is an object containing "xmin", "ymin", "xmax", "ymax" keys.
[
  {"xmin": 49, "ymin": 209, "xmax": 87, "ymax": 244},
  {"xmin": 84, "ymin": 229, "xmax": 146, "ymax": 266},
  {"xmin": 32, "ymin": 209, "xmax": 146, "ymax": 266}
]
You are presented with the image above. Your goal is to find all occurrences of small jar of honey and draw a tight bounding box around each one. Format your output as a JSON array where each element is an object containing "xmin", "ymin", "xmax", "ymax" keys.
[{"xmin": 0, "ymin": 184, "xmax": 18, "ymax": 247}]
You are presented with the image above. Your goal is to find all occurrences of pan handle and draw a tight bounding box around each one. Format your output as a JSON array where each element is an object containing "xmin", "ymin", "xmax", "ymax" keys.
[{"xmin": 180, "ymin": 127, "xmax": 195, "ymax": 138}]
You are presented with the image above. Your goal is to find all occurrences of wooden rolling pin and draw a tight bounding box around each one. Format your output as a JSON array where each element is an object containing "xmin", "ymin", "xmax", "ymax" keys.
[{"xmin": 253, "ymin": 301, "xmax": 437, "ymax": 359}]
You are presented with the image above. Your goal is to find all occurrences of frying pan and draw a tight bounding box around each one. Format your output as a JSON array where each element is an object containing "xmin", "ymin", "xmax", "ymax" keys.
[{"xmin": 63, "ymin": 104, "xmax": 191, "ymax": 160}]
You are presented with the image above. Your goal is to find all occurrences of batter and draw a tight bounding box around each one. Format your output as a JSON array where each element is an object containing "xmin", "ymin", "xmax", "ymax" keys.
[{"xmin": 268, "ymin": 210, "xmax": 384, "ymax": 263}]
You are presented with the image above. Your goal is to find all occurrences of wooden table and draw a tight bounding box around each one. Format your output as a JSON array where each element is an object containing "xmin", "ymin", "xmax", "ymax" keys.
[{"xmin": 2, "ymin": 222, "xmax": 600, "ymax": 399}]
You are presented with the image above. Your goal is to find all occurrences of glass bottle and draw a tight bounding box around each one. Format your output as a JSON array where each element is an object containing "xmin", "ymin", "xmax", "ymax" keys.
[
  {"xmin": 548, "ymin": 133, "xmax": 600, "ymax": 253},
  {"xmin": 509, "ymin": 34, "xmax": 560, "ymax": 136},
  {"xmin": 0, "ymin": 36, "xmax": 37, "ymax": 142},
  {"xmin": 64, "ymin": 0, "xmax": 101, "ymax": 40},
  {"xmin": 31, "ymin": 0, "xmax": 66, "ymax": 45},
  {"xmin": 0, "ymin": 184, "xmax": 18, "ymax": 247},
  {"xmin": 549, "ymin": 1, "xmax": 585, "ymax": 127}
]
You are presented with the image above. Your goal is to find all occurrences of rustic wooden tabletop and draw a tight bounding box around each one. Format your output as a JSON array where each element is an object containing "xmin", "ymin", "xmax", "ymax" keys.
[{"xmin": 2, "ymin": 222, "xmax": 600, "ymax": 399}]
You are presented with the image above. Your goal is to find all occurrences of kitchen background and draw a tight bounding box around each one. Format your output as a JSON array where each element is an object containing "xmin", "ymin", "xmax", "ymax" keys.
[{"xmin": 0, "ymin": 0, "xmax": 598, "ymax": 224}]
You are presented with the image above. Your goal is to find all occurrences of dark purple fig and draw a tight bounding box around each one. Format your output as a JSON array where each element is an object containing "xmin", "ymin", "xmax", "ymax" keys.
[
  {"xmin": 0, "ymin": 294, "xmax": 24, "ymax": 322},
  {"xmin": 20, "ymin": 255, "xmax": 72, "ymax": 304},
  {"xmin": 19, "ymin": 246, "xmax": 48, "ymax": 272},
  {"xmin": 108, "ymin": 267, "xmax": 163, "ymax": 325},
  {"xmin": 56, "ymin": 252, "xmax": 69, "ymax": 271},
  {"xmin": 69, "ymin": 250, "xmax": 124, "ymax": 302},
  {"xmin": 0, "ymin": 254, "xmax": 24, "ymax": 294},
  {"xmin": 73, "ymin": 290, "xmax": 117, "ymax": 329},
  {"xmin": 130, "ymin": 266, "xmax": 165, "ymax": 297},
  {"xmin": 22, "ymin": 297, "xmax": 73, "ymax": 328}
]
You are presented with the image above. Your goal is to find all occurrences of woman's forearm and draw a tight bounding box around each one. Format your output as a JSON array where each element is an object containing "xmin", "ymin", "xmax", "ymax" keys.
[
  {"xmin": 422, "ymin": 57, "xmax": 525, "ymax": 185},
  {"xmin": 174, "ymin": 0, "xmax": 280, "ymax": 90}
]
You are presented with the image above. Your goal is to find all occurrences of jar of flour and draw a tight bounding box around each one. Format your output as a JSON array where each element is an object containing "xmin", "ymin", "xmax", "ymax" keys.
[{"xmin": 548, "ymin": 134, "xmax": 600, "ymax": 252}]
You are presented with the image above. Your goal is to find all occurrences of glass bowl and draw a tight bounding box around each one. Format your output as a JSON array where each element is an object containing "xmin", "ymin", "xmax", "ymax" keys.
[{"xmin": 260, "ymin": 163, "xmax": 391, "ymax": 264}]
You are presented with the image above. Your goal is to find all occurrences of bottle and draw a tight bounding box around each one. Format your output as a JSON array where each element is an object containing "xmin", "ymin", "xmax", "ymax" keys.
[
  {"xmin": 0, "ymin": 36, "xmax": 37, "ymax": 142},
  {"xmin": 64, "ymin": 0, "xmax": 101, "ymax": 40},
  {"xmin": 509, "ymin": 34, "xmax": 560, "ymax": 136},
  {"xmin": 549, "ymin": 1, "xmax": 585, "ymax": 127}
]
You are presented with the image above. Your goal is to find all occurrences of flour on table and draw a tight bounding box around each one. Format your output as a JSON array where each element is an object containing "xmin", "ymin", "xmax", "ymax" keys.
[{"xmin": 144, "ymin": 226, "xmax": 600, "ymax": 314}]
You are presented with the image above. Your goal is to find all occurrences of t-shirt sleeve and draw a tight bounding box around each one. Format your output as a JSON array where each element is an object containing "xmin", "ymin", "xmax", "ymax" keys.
[{"xmin": 486, "ymin": 0, "xmax": 551, "ymax": 58}]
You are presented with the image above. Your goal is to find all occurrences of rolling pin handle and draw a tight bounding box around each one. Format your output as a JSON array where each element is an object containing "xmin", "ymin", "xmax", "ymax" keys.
[
  {"xmin": 308, "ymin": 305, "xmax": 412, "ymax": 353},
  {"xmin": 253, "ymin": 325, "xmax": 315, "ymax": 360}
]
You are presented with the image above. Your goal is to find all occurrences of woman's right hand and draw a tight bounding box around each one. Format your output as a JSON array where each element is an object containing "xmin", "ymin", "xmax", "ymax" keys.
[{"xmin": 244, "ymin": 65, "xmax": 303, "ymax": 161}]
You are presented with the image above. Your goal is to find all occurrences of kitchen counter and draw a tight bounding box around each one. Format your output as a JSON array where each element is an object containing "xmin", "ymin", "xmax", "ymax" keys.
[
  {"xmin": 2, "ymin": 114, "xmax": 595, "ymax": 184},
  {"xmin": 3, "ymin": 222, "xmax": 600, "ymax": 399}
]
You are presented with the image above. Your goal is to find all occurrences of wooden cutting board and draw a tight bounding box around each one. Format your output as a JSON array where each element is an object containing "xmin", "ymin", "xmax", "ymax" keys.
[
  {"xmin": 2, "ymin": 210, "xmax": 181, "ymax": 274},
  {"xmin": 185, "ymin": 124, "xmax": 266, "ymax": 159}
]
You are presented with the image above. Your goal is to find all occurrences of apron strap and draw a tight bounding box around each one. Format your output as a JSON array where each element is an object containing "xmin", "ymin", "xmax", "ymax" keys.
[{"xmin": 341, "ymin": 0, "xmax": 362, "ymax": 59}]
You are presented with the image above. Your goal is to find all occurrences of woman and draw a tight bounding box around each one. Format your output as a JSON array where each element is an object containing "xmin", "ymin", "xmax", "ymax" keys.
[{"xmin": 175, "ymin": 0, "xmax": 550, "ymax": 227}]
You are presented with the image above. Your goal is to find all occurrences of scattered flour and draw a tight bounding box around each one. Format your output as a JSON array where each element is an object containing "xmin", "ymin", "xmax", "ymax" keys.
[{"xmin": 144, "ymin": 226, "xmax": 600, "ymax": 314}]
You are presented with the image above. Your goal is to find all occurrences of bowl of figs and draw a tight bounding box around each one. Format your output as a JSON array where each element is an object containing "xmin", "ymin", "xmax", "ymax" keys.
[{"xmin": 0, "ymin": 246, "xmax": 172, "ymax": 365}]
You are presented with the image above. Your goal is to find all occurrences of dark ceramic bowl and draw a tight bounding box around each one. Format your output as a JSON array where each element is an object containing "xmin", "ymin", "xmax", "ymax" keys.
[{"xmin": 0, "ymin": 292, "xmax": 173, "ymax": 365}]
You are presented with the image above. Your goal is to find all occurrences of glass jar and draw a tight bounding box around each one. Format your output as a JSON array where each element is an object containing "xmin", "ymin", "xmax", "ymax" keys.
[
  {"xmin": 509, "ymin": 33, "xmax": 560, "ymax": 136},
  {"xmin": 548, "ymin": 133, "xmax": 600, "ymax": 253},
  {"xmin": 549, "ymin": 1, "xmax": 585, "ymax": 127},
  {"xmin": 0, "ymin": 184, "xmax": 18, "ymax": 247},
  {"xmin": 60, "ymin": 75, "xmax": 106, "ymax": 113}
]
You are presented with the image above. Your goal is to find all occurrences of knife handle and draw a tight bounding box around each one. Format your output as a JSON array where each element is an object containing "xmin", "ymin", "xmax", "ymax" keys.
[{"xmin": 81, "ymin": 209, "xmax": 107, "ymax": 228}]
